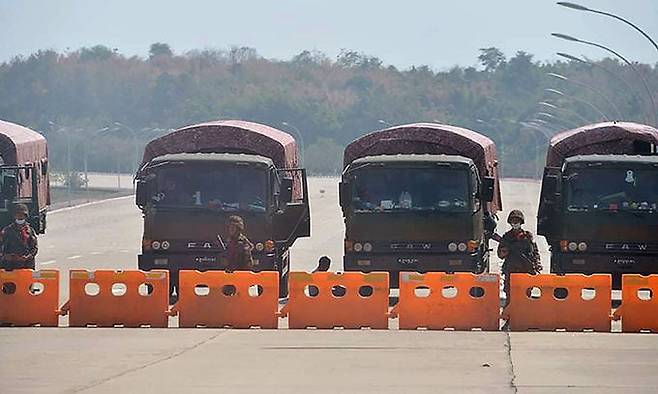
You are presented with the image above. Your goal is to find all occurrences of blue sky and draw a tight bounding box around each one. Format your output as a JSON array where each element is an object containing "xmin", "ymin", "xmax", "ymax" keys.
[{"xmin": 1, "ymin": 0, "xmax": 656, "ymax": 68}]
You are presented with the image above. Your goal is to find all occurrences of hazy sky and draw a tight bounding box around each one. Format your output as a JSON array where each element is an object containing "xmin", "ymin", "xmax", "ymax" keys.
[{"xmin": 1, "ymin": 0, "xmax": 657, "ymax": 69}]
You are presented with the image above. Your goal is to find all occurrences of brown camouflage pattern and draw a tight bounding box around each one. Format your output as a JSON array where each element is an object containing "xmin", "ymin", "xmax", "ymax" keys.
[{"xmin": 546, "ymin": 122, "xmax": 658, "ymax": 167}]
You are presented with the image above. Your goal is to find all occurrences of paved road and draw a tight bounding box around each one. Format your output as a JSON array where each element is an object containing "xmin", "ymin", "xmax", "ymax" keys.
[{"xmin": 1, "ymin": 178, "xmax": 656, "ymax": 393}]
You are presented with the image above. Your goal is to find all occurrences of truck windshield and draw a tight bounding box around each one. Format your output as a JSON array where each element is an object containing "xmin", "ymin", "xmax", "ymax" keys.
[
  {"xmin": 152, "ymin": 165, "xmax": 267, "ymax": 212},
  {"xmin": 350, "ymin": 167, "xmax": 470, "ymax": 212},
  {"xmin": 565, "ymin": 167, "xmax": 658, "ymax": 212}
]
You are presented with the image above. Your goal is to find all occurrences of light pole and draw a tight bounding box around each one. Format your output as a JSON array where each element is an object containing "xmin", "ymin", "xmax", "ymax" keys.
[
  {"xmin": 546, "ymin": 72, "xmax": 617, "ymax": 120},
  {"xmin": 556, "ymin": 52, "xmax": 646, "ymax": 122},
  {"xmin": 538, "ymin": 100, "xmax": 590, "ymax": 125},
  {"xmin": 48, "ymin": 121, "xmax": 75, "ymax": 207},
  {"xmin": 113, "ymin": 122, "xmax": 140, "ymax": 175},
  {"xmin": 544, "ymin": 87, "xmax": 609, "ymax": 123},
  {"xmin": 552, "ymin": 33, "xmax": 657, "ymax": 125},
  {"xmin": 281, "ymin": 122, "xmax": 305, "ymax": 167},
  {"xmin": 378, "ymin": 119, "xmax": 392, "ymax": 127},
  {"xmin": 536, "ymin": 111, "xmax": 577, "ymax": 129},
  {"xmin": 556, "ymin": 2, "xmax": 658, "ymax": 53}
]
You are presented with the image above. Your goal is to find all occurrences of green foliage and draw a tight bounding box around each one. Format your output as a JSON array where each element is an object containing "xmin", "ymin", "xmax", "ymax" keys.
[{"xmin": 0, "ymin": 45, "xmax": 655, "ymax": 178}]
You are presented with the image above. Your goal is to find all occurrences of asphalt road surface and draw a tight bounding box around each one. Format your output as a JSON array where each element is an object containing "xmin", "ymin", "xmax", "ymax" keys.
[{"xmin": 1, "ymin": 178, "xmax": 656, "ymax": 393}]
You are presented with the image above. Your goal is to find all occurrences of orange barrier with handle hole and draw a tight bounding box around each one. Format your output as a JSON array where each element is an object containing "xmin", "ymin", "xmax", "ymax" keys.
[
  {"xmin": 393, "ymin": 272, "xmax": 500, "ymax": 330},
  {"xmin": 501, "ymin": 274, "xmax": 611, "ymax": 332},
  {"xmin": 172, "ymin": 270, "xmax": 279, "ymax": 328},
  {"xmin": 64, "ymin": 270, "xmax": 169, "ymax": 327},
  {"xmin": 283, "ymin": 271, "xmax": 389, "ymax": 329},
  {"xmin": 0, "ymin": 269, "xmax": 59, "ymax": 327},
  {"xmin": 614, "ymin": 275, "xmax": 658, "ymax": 333}
]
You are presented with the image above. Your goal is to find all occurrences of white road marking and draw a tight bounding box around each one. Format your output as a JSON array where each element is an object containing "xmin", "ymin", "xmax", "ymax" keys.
[
  {"xmin": 49, "ymin": 195, "xmax": 134, "ymax": 215},
  {"xmin": 40, "ymin": 260, "xmax": 56, "ymax": 265},
  {"xmin": 67, "ymin": 255, "xmax": 83, "ymax": 260},
  {"xmin": 90, "ymin": 251, "xmax": 103, "ymax": 255}
]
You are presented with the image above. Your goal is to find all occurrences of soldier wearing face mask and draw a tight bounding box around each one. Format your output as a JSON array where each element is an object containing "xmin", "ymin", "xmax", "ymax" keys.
[
  {"xmin": 497, "ymin": 210, "xmax": 541, "ymax": 307},
  {"xmin": 0, "ymin": 204, "xmax": 39, "ymax": 270}
]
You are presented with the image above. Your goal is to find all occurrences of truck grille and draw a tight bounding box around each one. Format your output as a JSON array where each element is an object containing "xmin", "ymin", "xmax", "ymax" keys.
[{"xmin": 589, "ymin": 241, "xmax": 658, "ymax": 254}]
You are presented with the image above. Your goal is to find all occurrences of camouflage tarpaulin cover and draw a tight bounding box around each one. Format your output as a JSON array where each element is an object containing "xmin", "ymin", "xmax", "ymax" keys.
[
  {"xmin": 344, "ymin": 122, "xmax": 501, "ymax": 212},
  {"xmin": 546, "ymin": 122, "xmax": 658, "ymax": 167},
  {"xmin": 141, "ymin": 120, "xmax": 298, "ymax": 170},
  {"xmin": 0, "ymin": 120, "xmax": 50, "ymax": 208}
]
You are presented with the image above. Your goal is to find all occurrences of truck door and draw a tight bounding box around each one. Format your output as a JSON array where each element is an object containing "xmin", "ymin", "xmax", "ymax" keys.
[
  {"xmin": 274, "ymin": 168, "xmax": 311, "ymax": 248},
  {"xmin": 537, "ymin": 166, "xmax": 561, "ymax": 237}
]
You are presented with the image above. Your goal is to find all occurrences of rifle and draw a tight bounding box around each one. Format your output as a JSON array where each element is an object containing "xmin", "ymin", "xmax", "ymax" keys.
[{"xmin": 490, "ymin": 232, "xmax": 541, "ymax": 272}]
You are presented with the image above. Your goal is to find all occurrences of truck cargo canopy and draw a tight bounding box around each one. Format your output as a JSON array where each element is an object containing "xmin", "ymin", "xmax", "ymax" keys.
[
  {"xmin": 546, "ymin": 122, "xmax": 658, "ymax": 167},
  {"xmin": 344, "ymin": 122, "xmax": 501, "ymax": 212},
  {"xmin": 0, "ymin": 120, "xmax": 48, "ymax": 167},
  {"xmin": 141, "ymin": 120, "xmax": 298, "ymax": 170},
  {"xmin": 0, "ymin": 119, "xmax": 50, "ymax": 209}
]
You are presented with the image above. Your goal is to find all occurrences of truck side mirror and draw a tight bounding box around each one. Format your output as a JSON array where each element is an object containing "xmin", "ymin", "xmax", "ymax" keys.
[
  {"xmin": 135, "ymin": 179, "xmax": 149, "ymax": 207},
  {"xmin": 280, "ymin": 177, "xmax": 293, "ymax": 204},
  {"xmin": 339, "ymin": 181, "xmax": 351, "ymax": 208},
  {"xmin": 481, "ymin": 176, "xmax": 495, "ymax": 202}
]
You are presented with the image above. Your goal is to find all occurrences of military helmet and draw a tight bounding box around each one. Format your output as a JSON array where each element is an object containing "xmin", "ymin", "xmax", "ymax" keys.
[
  {"xmin": 507, "ymin": 209, "xmax": 525, "ymax": 224},
  {"xmin": 13, "ymin": 203, "xmax": 29, "ymax": 216},
  {"xmin": 227, "ymin": 215, "xmax": 245, "ymax": 232}
]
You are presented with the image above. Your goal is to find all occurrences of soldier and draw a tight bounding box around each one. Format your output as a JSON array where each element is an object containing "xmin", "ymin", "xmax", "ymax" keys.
[
  {"xmin": 497, "ymin": 210, "xmax": 542, "ymax": 307},
  {"xmin": 0, "ymin": 204, "xmax": 38, "ymax": 270},
  {"xmin": 224, "ymin": 215, "xmax": 254, "ymax": 272}
]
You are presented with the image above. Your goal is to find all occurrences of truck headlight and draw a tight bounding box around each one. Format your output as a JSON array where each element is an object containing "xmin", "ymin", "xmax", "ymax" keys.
[
  {"xmin": 363, "ymin": 242, "xmax": 373, "ymax": 252},
  {"xmin": 151, "ymin": 241, "xmax": 161, "ymax": 250},
  {"xmin": 353, "ymin": 242, "xmax": 363, "ymax": 252},
  {"xmin": 578, "ymin": 242, "xmax": 588, "ymax": 252},
  {"xmin": 448, "ymin": 242, "xmax": 458, "ymax": 252},
  {"xmin": 568, "ymin": 242, "xmax": 578, "ymax": 252},
  {"xmin": 161, "ymin": 241, "xmax": 170, "ymax": 250},
  {"xmin": 457, "ymin": 242, "xmax": 468, "ymax": 252},
  {"xmin": 255, "ymin": 242, "xmax": 264, "ymax": 252}
]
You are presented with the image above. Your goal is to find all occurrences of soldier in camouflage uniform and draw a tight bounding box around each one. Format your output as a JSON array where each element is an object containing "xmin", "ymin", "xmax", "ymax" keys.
[
  {"xmin": 497, "ymin": 210, "xmax": 542, "ymax": 307},
  {"xmin": 224, "ymin": 215, "xmax": 254, "ymax": 272},
  {"xmin": 0, "ymin": 204, "xmax": 38, "ymax": 270}
]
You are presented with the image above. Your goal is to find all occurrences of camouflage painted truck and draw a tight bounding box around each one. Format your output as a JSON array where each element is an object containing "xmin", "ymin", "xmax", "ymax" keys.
[
  {"xmin": 0, "ymin": 120, "xmax": 49, "ymax": 233},
  {"xmin": 135, "ymin": 120, "xmax": 310, "ymax": 297},
  {"xmin": 537, "ymin": 122, "xmax": 658, "ymax": 287},
  {"xmin": 339, "ymin": 123, "xmax": 501, "ymax": 285}
]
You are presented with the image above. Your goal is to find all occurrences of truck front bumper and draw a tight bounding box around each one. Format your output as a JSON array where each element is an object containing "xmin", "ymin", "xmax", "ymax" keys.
[
  {"xmin": 551, "ymin": 252, "xmax": 658, "ymax": 287},
  {"xmin": 138, "ymin": 252, "xmax": 278, "ymax": 273},
  {"xmin": 343, "ymin": 252, "xmax": 484, "ymax": 286}
]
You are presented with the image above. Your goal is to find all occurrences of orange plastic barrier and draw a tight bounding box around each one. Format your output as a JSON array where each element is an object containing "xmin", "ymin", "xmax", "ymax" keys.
[
  {"xmin": 614, "ymin": 275, "xmax": 658, "ymax": 333},
  {"xmin": 393, "ymin": 272, "xmax": 500, "ymax": 330},
  {"xmin": 64, "ymin": 270, "xmax": 169, "ymax": 327},
  {"xmin": 172, "ymin": 270, "xmax": 279, "ymax": 328},
  {"xmin": 0, "ymin": 270, "xmax": 60, "ymax": 327},
  {"xmin": 502, "ymin": 274, "xmax": 611, "ymax": 332},
  {"xmin": 283, "ymin": 271, "xmax": 389, "ymax": 329}
]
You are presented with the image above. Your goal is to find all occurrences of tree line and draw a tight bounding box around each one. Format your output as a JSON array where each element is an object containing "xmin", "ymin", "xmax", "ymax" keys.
[{"xmin": 0, "ymin": 43, "xmax": 656, "ymax": 178}]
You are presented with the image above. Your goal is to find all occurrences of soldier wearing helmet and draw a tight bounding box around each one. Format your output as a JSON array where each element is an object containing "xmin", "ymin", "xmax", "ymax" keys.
[
  {"xmin": 223, "ymin": 215, "xmax": 254, "ymax": 272},
  {"xmin": 0, "ymin": 204, "xmax": 39, "ymax": 269},
  {"xmin": 497, "ymin": 210, "xmax": 542, "ymax": 306}
]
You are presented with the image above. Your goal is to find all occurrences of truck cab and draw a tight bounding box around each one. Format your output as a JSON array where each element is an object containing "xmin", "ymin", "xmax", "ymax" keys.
[
  {"xmin": 340, "ymin": 154, "xmax": 496, "ymax": 285},
  {"xmin": 538, "ymin": 154, "xmax": 658, "ymax": 286}
]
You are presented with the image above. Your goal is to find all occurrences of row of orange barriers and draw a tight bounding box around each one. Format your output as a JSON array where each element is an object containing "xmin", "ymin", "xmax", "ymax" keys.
[{"xmin": 1, "ymin": 269, "xmax": 656, "ymax": 332}]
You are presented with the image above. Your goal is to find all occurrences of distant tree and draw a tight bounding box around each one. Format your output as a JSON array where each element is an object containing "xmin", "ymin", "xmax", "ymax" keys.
[
  {"xmin": 149, "ymin": 42, "xmax": 173, "ymax": 59},
  {"xmin": 79, "ymin": 45, "xmax": 115, "ymax": 62},
  {"xmin": 305, "ymin": 138, "xmax": 343, "ymax": 175},
  {"xmin": 478, "ymin": 47, "xmax": 506, "ymax": 72}
]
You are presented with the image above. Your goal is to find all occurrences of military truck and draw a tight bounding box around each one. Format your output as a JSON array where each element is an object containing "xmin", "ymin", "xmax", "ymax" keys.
[
  {"xmin": 135, "ymin": 120, "xmax": 310, "ymax": 297},
  {"xmin": 339, "ymin": 123, "xmax": 501, "ymax": 285},
  {"xmin": 537, "ymin": 122, "xmax": 658, "ymax": 287},
  {"xmin": 0, "ymin": 120, "xmax": 49, "ymax": 233}
]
